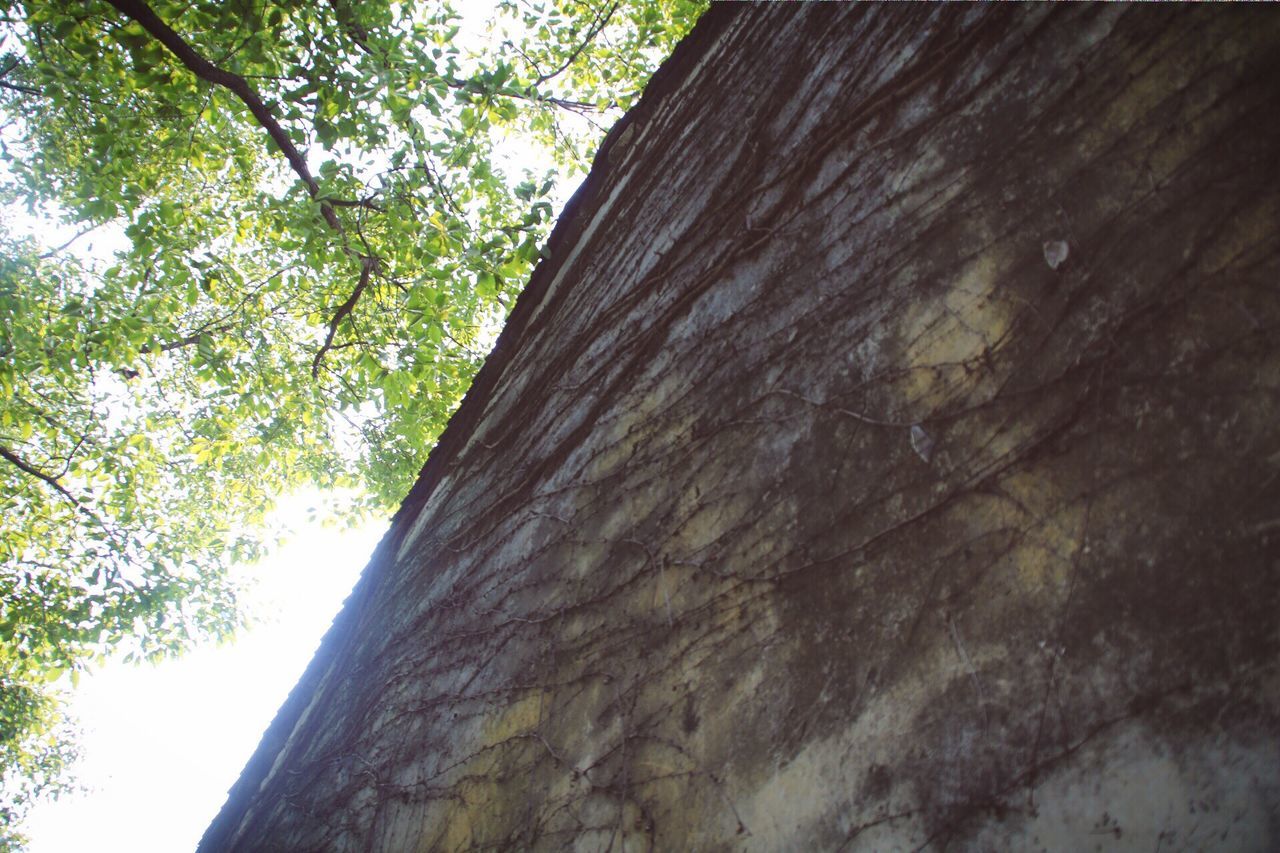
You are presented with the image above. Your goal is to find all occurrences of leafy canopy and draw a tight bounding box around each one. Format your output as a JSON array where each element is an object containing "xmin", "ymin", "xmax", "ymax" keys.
[{"xmin": 0, "ymin": 0, "xmax": 703, "ymax": 840}]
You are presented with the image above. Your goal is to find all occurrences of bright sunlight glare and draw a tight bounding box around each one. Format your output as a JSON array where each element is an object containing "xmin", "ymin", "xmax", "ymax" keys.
[{"xmin": 22, "ymin": 493, "xmax": 385, "ymax": 852}]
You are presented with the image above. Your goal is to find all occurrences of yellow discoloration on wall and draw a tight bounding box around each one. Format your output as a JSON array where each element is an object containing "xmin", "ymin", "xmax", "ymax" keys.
[
  {"xmin": 428, "ymin": 692, "xmax": 548, "ymax": 851},
  {"xmin": 1075, "ymin": 23, "xmax": 1204, "ymax": 163},
  {"xmin": 1077, "ymin": 25, "xmax": 1264, "ymax": 197},
  {"xmin": 586, "ymin": 373, "xmax": 693, "ymax": 482},
  {"xmin": 648, "ymin": 556, "xmax": 680, "ymax": 620},
  {"xmin": 1100, "ymin": 56, "xmax": 1189, "ymax": 140},
  {"xmin": 887, "ymin": 138, "xmax": 971, "ymax": 224},
  {"xmin": 1196, "ymin": 196, "xmax": 1279, "ymax": 277},
  {"xmin": 559, "ymin": 540, "xmax": 609, "ymax": 583},
  {"xmin": 485, "ymin": 690, "xmax": 545, "ymax": 743},
  {"xmin": 433, "ymin": 777, "xmax": 502, "ymax": 852},
  {"xmin": 898, "ymin": 251, "xmax": 1013, "ymax": 411},
  {"xmin": 948, "ymin": 416, "xmax": 1039, "ymax": 477},
  {"xmin": 986, "ymin": 472, "xmax": 1087, "ymax": 591},
  {"xmin": 582, "ymin": 425, "xmax": 641, "ymax": 484},
  {"xmin": 1005, "ymin": 530, "xmax": 1077, "ymax": 592},
  {"xmin": 962, "ymin": 466, "xmax": 1085, "ymax": 591},
  {"xmin": 668, "ymin": 492, "xmax": 752, "ymax": 555},
  {"xmin": 743, "ymin": 753, "xmax": 832, "ymax": 842},
  {"xmin": 733, "ymin": 642, "xmax": 971, "ymax": 849}
]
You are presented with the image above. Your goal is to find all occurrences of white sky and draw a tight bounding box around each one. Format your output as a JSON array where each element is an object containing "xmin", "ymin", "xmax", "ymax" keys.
[{"xmin": 22, "ymin": 493, "xmax": 386, "ymax": 852}]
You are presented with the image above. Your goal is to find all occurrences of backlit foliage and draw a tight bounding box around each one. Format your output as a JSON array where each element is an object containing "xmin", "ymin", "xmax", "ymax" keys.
[{"xmin": 0, "ymin": 0, "xmax": 704, "ymax": 838}]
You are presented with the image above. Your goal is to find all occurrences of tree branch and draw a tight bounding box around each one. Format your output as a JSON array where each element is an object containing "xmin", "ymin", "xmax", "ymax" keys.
[
  {"xmin": 0, "ymin": 57, "xmax": 40, "ymax": 96},
  {"xmin": 103, "ymin": 0, "xmax": 343, "ymax": 234},
  {"xmin": 0, "ymin": 443, "xmax": 85, "ymax": 509},
  {"xmin": 324, "ymin": 0, "xmax": 374, "ymax": 57},
  {"xmin": 447, "ymin": 75, "xmax": 600, "ymax": 114},
  {"xmin": 136, "ymin": 324, "xmax": 236, "ymax": 356},
  {"xmin": 0, "ymin": 78, "xmax": 40, "ymax": 96},
  {"xmin": 104, "ymin": 0, "xmax": 385, "ymax": 376},
  {"xmin": 324, "ymin": 195, "xmax": 383, "ymax": 212},
  {"xmin": 312, "ymin": 255, "xmax": 376, "ymax": 378}
]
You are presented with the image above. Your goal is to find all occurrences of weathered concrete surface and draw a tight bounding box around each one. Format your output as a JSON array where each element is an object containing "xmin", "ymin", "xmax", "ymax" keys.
[{"xmin": 203, "ymin": 5, "xmax": 1280, "ymax": 850}]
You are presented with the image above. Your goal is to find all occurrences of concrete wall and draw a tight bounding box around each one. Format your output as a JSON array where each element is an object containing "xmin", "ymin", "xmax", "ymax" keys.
[{"xmin": 203, "ymin": 6, "xmax": 1280, "ymax": 850}]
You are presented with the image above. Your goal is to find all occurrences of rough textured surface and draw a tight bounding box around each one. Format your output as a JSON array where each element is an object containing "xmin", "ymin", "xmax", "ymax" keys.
[{"xmin": 203, "ymin": 6, "xmax": 1280, "ymax": 850}]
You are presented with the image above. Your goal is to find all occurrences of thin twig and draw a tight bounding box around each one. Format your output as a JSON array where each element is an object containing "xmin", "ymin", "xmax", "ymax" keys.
[
  {"xmin": 38, "ymin": 225, "xmax": 99, "ymax": 259},
  {"xmin": 534, "ymin": 0, "xmax": 620, "ymax": 86}
]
